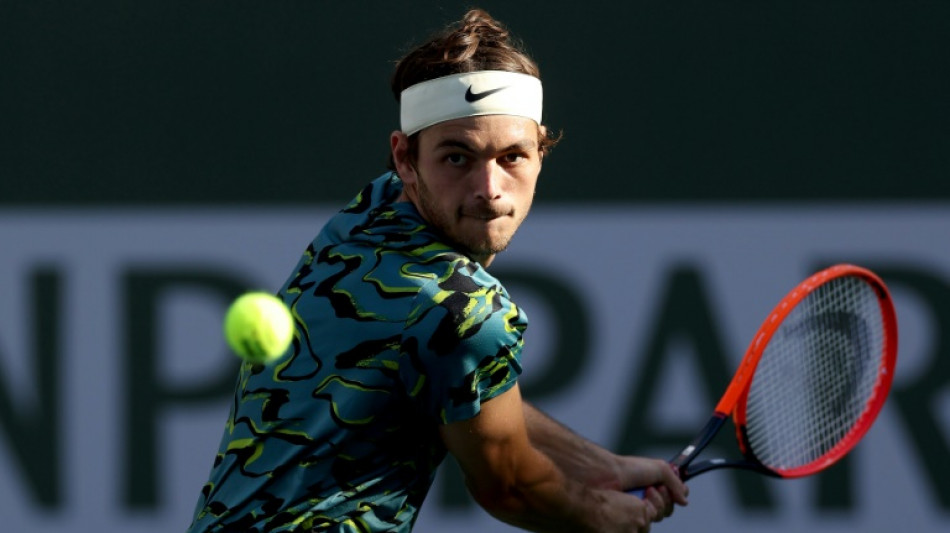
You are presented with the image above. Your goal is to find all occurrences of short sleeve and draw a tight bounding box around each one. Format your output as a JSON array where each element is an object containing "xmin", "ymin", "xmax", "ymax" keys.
[{"xmin": 399, "ymin": 262, "xmax": 527, "ymax": 424}]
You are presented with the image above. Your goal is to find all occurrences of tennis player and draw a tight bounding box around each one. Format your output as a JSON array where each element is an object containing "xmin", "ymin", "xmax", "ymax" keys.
[{"xmin": 186, "ymin": 9, "xmax": 687, "ymax": 533}]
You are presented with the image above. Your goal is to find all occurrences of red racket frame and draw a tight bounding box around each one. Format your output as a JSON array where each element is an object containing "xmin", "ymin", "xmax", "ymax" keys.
[
  {"xmin": 631, "ymin": 264, "xmax": 898, "ymax": 493},
  {"xmin": 726, "ymin": 264, "xmax": 899, "ymax": 478}
]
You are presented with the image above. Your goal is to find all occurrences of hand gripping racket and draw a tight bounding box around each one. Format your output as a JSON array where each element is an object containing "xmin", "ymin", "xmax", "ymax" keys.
[{"xmin": 631, "ymin": 264, "xmax": 897, "ymax": 496}]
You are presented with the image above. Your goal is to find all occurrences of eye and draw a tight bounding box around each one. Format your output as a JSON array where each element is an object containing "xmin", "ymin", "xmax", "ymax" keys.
[
  {"xmin": 445, "ymin": 153, "xmax": 469, "ymax": 166},
  {"xmin": 500, "ymin": 152, "xmax": 527, "ymax": 165}
]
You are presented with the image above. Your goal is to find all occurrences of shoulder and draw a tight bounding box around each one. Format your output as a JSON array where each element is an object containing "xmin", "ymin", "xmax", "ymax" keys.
[
  {"xmin": 413, "ymin": 257, "xmax": 511, "ymax": 314},
  {"xmin": 408, "ymin": 258, "xmax": 526, "ymax": 352}
]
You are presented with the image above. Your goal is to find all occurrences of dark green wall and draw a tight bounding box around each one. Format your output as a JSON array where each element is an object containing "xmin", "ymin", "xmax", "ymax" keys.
[{"xmin": 2, "ymin": 1, "xmax": 948, "ymax": 205}]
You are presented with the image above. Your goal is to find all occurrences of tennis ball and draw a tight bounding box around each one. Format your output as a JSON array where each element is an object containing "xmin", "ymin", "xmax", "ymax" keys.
[{"xmin": 223, "ymin": 292, "xmax": 293, "ymax": 364}]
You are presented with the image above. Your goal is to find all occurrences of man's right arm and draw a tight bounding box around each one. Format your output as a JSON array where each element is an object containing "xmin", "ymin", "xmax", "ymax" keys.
[{"xmin": 438, "ymin": 383, "xmax": 660, "ymax": 533}]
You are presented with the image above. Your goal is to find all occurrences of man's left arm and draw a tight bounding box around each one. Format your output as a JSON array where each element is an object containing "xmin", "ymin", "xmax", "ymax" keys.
[{"xmin": 522, "ymin": 401, "xmax": 688, "ymax": 512}]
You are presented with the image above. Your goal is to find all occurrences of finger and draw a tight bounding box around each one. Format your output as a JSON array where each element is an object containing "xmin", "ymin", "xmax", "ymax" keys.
[
  {"xmin": 642, "ymin": 496, "xmax": 658, "ymax": 522},
  {"xmin": 655, "ymin": 486, "xmax": 675, "ymax": 517},
  {"xmin": 662, "ymin": 463, "xmax": 689, "ymax": 506},
  {"xmin": 639, "ymin": 498, "xmax": 657, "ymax": 532},
  {"xmin": 643, "ymin": 488, "xmax": 667, "ymax": 522}
]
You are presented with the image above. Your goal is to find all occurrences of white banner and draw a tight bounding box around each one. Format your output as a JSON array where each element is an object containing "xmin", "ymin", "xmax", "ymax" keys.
[{"xmin": 0, "ymin": 206, "xmax": 947, "ymax": 533}]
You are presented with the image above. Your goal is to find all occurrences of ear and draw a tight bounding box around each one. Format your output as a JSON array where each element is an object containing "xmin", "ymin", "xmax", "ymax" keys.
[
  {"xmin": 390, "ymin": 130, "xmax": 417, "ymax": 184},
  {"xmin": 537, "ymin": 124, "xmax": 547, "ymax": 165}
]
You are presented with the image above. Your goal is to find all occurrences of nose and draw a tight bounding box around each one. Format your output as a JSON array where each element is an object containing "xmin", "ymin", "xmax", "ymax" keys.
[{"xmin": 473, "ymin": 161, "xmax": 504, "ymax": 201}]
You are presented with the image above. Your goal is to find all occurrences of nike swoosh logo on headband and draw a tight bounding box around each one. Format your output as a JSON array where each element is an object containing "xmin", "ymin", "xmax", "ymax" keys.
[{"xmin": 465, "ymin": 85, "xmax": 508, "ymax": 102}]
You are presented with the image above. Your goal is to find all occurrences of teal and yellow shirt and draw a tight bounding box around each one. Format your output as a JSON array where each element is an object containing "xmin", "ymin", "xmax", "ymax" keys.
[{"xmin": 187, "ymin": 173, "xmax": 527, "ymax": 532}]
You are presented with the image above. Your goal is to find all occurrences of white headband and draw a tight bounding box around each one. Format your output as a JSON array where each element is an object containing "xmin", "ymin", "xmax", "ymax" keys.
[{"xmin": 399, "ymin": 71, "xmax": 543, "ymax": 136}]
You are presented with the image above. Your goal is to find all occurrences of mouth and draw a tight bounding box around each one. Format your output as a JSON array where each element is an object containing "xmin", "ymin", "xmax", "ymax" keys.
[
  {"xmin": 468, "ymin": 213, "xmax": 505, "ymax": 221},
  {"xmin": 462, "ymin": 207, "xmax": 511, "ymax": 221}
]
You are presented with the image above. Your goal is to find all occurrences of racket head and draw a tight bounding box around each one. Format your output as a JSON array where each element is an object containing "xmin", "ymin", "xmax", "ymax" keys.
[{"xmin": 732, "ymin": 264, "xmax": 897, "ymax": 478}]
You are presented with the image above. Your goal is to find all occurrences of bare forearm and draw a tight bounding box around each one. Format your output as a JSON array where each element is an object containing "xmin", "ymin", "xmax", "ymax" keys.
[
  {"xmin": 522, "ymin": 402, "xmax": 622, "ymax": 489},
  {"xmin": 444, "ymin": 390, "xmax": 651, "ymax": 532},
  {"xmin": 472, "ymin": 446, "xmax": 617, "ymax": 533},
  {"xmin": 522, "ymin": 402, "xmax": 691, "ymax": 515}
]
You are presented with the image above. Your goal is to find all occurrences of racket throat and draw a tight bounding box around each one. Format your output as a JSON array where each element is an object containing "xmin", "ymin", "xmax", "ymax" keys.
[
  {"xmin": 670, "ymin": 413, "xmax": 729, "ymax": 478},
  {"xmin": 685, "ymin": 457, "xmax": 776, "ymax": 479},
  {"xmin": 672, "ymin": 414, "xmax": 776, "ymax": 480}
]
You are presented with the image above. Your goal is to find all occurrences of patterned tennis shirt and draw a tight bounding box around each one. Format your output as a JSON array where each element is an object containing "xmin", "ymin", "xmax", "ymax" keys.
[{"xmin": 187, "ymin": 173, "xmax": 527, "ymax": 532}]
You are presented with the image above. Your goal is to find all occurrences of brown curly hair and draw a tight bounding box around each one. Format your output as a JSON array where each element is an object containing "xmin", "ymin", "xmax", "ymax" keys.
[{"xmin": 387, "ymin": 9, "xmax": 560, "ymax": 170}]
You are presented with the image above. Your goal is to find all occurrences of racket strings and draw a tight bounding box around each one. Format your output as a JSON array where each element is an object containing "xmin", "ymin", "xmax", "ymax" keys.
[{"xmin": 743, "ymin": 276, "xmax": 885, "ymax": 472}]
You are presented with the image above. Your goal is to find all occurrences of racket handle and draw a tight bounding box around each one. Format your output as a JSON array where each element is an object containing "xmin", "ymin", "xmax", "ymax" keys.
[{"xmin": 627, "ymin": 488, "xmax": 646, "ymax": 499}]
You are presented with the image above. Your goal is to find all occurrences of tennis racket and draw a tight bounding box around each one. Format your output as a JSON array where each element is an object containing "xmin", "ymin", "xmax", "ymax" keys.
[{"xmin": 630, "ymin": 263, "xmax": 897, "ymax": 497}]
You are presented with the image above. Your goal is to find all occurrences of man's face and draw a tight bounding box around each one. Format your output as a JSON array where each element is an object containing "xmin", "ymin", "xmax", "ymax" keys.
[{"xmin": 393, "ymin": 115, "xmax": 543, "ymax": 266}]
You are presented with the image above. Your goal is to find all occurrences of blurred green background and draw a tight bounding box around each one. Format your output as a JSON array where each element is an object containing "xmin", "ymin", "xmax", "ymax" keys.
[{"xmin": 2, "ymin": 0, "xmax": 947, "ymax": 206}]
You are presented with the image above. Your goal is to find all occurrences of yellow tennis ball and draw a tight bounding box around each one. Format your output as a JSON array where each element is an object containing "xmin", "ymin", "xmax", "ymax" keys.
[{"xmin": 223, "ymin": 292, "xmax": 293, "ymax": 364}]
